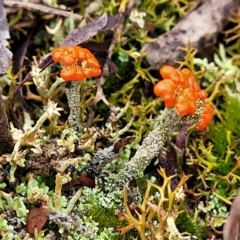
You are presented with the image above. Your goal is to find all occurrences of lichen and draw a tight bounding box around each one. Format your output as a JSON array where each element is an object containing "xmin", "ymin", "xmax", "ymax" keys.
[{"xmin": 1, "ymin": 1, "xmax": 240, "ymax": 239}]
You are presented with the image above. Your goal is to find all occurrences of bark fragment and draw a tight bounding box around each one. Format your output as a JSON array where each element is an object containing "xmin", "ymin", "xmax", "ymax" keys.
[
  {"xmin": 142, "ymin": 0, "xmax": 240, "ymax": 69},
  {"xmin": 0, "ymin": 0, "xmax": 12, "ymax": 73},
  {"xmin": 0, "ymin": 88, "xmax": 14, "ymax": 155}
]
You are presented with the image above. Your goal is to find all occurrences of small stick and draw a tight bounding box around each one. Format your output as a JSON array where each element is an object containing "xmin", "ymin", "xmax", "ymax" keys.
[{"xmin": 3, "ymin": 0, "xmax": 83, "ymax": 21}]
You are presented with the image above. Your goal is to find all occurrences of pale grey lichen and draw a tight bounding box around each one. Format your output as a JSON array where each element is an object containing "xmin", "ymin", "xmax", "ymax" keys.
[
  {"xmin": 129, "ymin": 9, "xmax": 147, "ymax": 29},
  {"xmin": 49, "ymin": 211, "xmax": 117, "ymax": 240},
  {"xmin": 166, "ymin": 216, "xmax": 184, "ymax": 240},
  {"xmin": 105, "ymin": 108, "xmax": 181, "ymax": 192},
  {"xmin": 86, "ymin": 143, "xmax": 122, "ymax": 178},
  {"xmin": 0, "ymin": 190, "xmax": 29, "ymax": 221},
  {"xmin": 63, "ymin": 81, "xmax": 82, "ymax": 132},
  {"xmin": 7, "ymin": 100, "xmax": 63, "ymax": 182},
  {"xmin": 85, "ymin": 106, "xmax": 203, "ymax": 208}
]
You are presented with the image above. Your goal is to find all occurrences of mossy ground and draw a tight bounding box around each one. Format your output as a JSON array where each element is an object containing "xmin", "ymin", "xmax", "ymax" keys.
[{"xmin": 1, "ymin": 0, "xmax": 240, "ymax": 239}]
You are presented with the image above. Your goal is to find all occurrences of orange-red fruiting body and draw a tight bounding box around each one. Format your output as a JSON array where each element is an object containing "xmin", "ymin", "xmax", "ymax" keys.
[
  {"xmin": 52, "ymin": 46, "xmax": 80, "ymax": 66},
  {"xmin": 197, "ymin": 104, "xmax": 213, "ymax": 130},
  {"xmin": 52, "ymin": 46, "xmax": 101, "ymax": 81},
  {"xmin": 154, "ymin": 65, "xmax": 213, "ymax": 130}
]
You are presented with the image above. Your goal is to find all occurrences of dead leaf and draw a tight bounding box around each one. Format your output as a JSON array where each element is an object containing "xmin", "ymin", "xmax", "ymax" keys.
[
  {"xmin": 175, "ymin": 123, "xmax": 191, "ymax": 149},
  {"xmin": 63, "ymin": 174, "xmax": 95, "ymax": 189},
  {"xmin": 113, "ymin": 136, "xmax": 135, "ymax": 153},
  {"xmin": 62, "ymin": 13, "xmax": 108, "ymax": 47},
  {"xmin": 38, "ymin": 13, "xmax": 123, "ymax": 72},
  {"xmin": 26, "ymin": 201, "xmax": 49, "ymax": 234}
]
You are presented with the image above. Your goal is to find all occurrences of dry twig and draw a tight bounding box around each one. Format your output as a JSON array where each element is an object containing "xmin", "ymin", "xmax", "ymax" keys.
[{"xmin": 3, "ymin": 0, "xmax": 83, "ymax": 20}]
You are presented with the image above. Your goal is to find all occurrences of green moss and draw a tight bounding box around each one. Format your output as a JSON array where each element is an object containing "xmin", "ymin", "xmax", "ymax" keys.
[
  {"xmin": 210, "ymin": 95, "xmax": 240, "ymax": 157},
  {"xmin": 2, "ymin": 0, "xmax": 240, "ymax": 239},
  {"xmin": 176, "ymin": 213, "xmax": 206, "ymax": 239}
]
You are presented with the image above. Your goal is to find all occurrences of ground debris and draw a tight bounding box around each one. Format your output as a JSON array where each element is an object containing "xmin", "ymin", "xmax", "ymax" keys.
[{"xmin": 142, "ymin": 0, "xmax": 239, "ymax": 69}]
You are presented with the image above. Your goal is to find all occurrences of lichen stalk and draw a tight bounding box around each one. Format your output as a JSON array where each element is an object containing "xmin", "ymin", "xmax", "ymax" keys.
[
  {"xmin": 54, "ymin": 172, "xmax": 71, "ymax": 210},
  {"xmin": 106, "ymin": 108, "xmax": 181, "ymax": 191},
  {"xmin": 63, "ymin": 81, "xmax": 82, "ymax": 132},
  {"xmin": 65, "ymin": 188, "xmax": 83, "ymax": 214}
]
